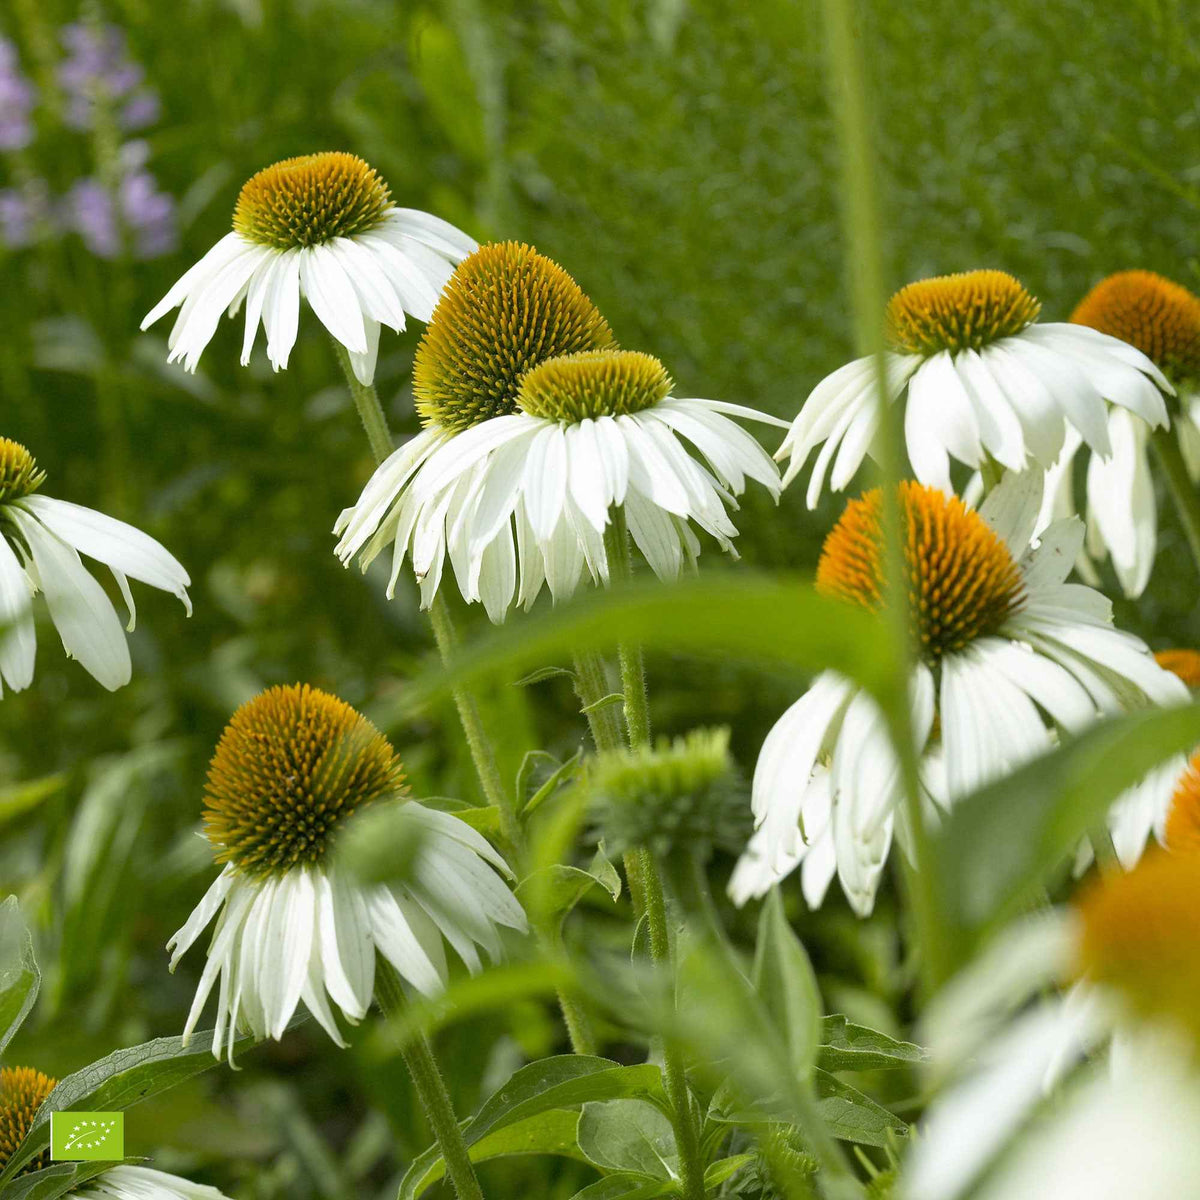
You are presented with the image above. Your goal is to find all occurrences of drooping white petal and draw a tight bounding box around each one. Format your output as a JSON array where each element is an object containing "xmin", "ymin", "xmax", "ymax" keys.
[{"xmin": 0, "ymin": 533, "xmax": 35, "ymax": 692}]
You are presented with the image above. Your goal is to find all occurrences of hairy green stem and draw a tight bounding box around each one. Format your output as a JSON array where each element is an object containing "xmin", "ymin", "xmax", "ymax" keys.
[
  {"xmin": 604, "ymin": 511, "xmax": 652, "ymax": 748},
  {"xmin": 573, "ymin": 647, "xmax": 625, "ymax": 753},
  {"xmin": 1152, "ymin": 425, "xmax": 1200, "ymax": 579},
  {"xmin": 331, "ymin": 340, "xmax": 395, "ymax": 465},
  {"xmin": 376, "ymin": 964, "xmax": 484, "ymax": 1200},
  {"xmin": 642, "ymin": 851, "xmax": 707, "ymax": 1200}
]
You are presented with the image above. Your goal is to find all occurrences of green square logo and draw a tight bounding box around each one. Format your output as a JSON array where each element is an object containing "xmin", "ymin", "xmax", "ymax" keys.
[{"xmin": 50, "ymin": 1111, "xmax": 124, "ymax": 1161}]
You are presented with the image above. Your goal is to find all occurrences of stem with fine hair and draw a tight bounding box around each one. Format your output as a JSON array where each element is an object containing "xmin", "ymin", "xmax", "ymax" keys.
[
  {"xmin": 375, "ymin": 964, "xmax": 484, "ymax": 1200},
  {"xmin": 1151, "ymin": 425, "xmax": 1200, "ymax": 579}
]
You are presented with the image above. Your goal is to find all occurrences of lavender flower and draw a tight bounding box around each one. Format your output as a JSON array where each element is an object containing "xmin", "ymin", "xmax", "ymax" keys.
[
  {"xmin": 0, "ymin": 37, "xmax": 36, "ymax": 151},
  {"xmin": 64, "ymin": 142, "xmax": 177, "ymax": 259},
  {"xmin": 58, "ymin": 23, "xmax": 158, "ymax": 132}
]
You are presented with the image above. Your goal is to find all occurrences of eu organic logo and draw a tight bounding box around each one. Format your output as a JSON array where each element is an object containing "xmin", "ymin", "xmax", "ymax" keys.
[{"xmin": 50, "ymin": 1112, "xmax": 124, "ymax": 1161}]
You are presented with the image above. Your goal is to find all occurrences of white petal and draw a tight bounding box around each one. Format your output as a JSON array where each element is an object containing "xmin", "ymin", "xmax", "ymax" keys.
[
  {"xmin": 261, "ymin": 870, "xmax": 316, "ymax": 1039},
  {"xmin": 300, "ymin": 243, "xmax": 368, "ymax": 355},
  {"xmin": 0, "ymin": 534, "xmax": 35, "ymax": 692}
]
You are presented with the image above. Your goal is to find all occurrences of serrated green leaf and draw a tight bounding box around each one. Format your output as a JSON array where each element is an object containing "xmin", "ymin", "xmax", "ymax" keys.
[
  {"xmin": 402, "ymin": 1109, "xmax": 588, "ymax": 1196},
  {"xmin": 753, "ymin": 889, "xmax": 822, "ymax": 1080},
  {"xmin": 398, "ymin": 1057, "xmax": 667, "ymax": 1199},
  {"xmin": 817, "ymin": 1016, "xmax": 926, "ymax": 1072},
  {"xmin": 0, "ymin": 1032, "xmax": 238, "ymax": 1183},
  {"xmin": 931, "ymin": 702, "xmax": 1200, "ymax": 966},
  {"xmin": 813, "ymin": 1069, "xmax": 906, "ymax": 1147},
  {"xmin": 0, "ymin": 896, "xmax": 39, "ymax": 1058},
  {"xmin": 577, "ymin": 1100, "xmax": 679, "ymax": 1180}
]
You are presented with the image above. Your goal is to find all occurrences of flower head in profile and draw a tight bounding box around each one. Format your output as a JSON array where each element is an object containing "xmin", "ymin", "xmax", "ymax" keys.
[
  {"xmin": 168, "ymin": 683, "xmax": 526, "ymax": 1061},
  {"xmin": 0, "ymin": 437, "xmax": 191, "ymax": 695},
  {"xmin": 1039, "ymin": 270, "xmax": 1200, "ymax": 598},
  {"xmin": 335, "ymin": 242, "xmax": 785, "ymax": 621},
  {"xmin": 0, "ymin": 1066, "xmax": 227, "ymax": 1199},
  {"xmin": 780, "ymin": 269, "xmax": 1172, "ymax": 508},
  {"xmin": 141, "ymin": 152, "xmax": 476, "ymax": 384},
  {"xmin": 905, "ymin": 848, "xmax": 1200, "ymax": 1200},
  {"xmin": 729, "ymin": 474, "xmax": 1186, "ymax": 916}
]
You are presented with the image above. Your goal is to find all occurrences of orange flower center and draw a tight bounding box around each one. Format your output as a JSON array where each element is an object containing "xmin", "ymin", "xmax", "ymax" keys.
[
  {"xmin": 0, "ymin": 1066, "xmax": 56, "ymax": 1176},
  {"xmin": 0, "ymin": 438, "xmax": 45, "ymax": 504},
  {"xmin": 885, "ymin": 270, "xmax": 1041, "ymax": 356},
  {"xmin": 817, "ymin": 482, "xmax": 1025, "ymax": 662},
  {"xmin": 1071, "ymin": 270, "xmax": 1200, "ymax": 385}
]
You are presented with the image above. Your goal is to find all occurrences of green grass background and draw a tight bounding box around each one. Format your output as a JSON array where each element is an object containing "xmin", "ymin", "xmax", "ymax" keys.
[{"xmin": 1, "ymin": 0, "xmax": 1198, "ymax": 1195}]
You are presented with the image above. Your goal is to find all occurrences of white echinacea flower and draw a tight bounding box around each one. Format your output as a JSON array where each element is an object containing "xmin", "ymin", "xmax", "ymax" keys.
[
  {"xmin": 0, "ymin": 437, "xmax": 191, "ymax": 695},
  {"xmin": 168, "ymin": 683, "xmax": 526, "ymax": 1062},
  {"xmin": 729, "ymin": 472, "xmax": 1188, "ymax": 916},
  {"xmin": 1038, "ymin": 270, "xmax": 1200, "ymax": 598},
  {"xmin": 903, "ymin": 845, "xmax": 1200, "ymax": 1200},
  {"xmin": 141, "ymin": 152, "xmax": 476, "ymax": 385},
  {"xmin": 0, "ymin": 1066, "xmax": 229, "ymax": 1198},
  {"xmin": 334, "ymin": 243, "xmax": 785, "ymax": 621},
  {"xmin": 780, "ymin": 269, "xmax": 1172, "ymax": 507}
]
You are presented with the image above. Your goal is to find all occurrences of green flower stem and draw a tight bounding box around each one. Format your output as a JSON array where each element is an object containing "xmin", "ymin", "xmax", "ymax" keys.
[
  {"xmin": 573, "ymin": 647, "xmax": 625, "ymax": 753},
  {"xmin": 642, "ymin": 850, "xmax": 707, "ymax": 1200},
  {"xmin": 1151, "ymin": 425, "xmax": 1200, "ymax": 579},
  {"xmin": 603, "ymin": 510, "xmax": 652, "ymax": 748},
  {"xmin": 332, "ymin": 340, "xmax": 395, "ymax": 465},
  {"xmin": 376, "ymin": 963, "xmax": 484, "ymax": 1200}
]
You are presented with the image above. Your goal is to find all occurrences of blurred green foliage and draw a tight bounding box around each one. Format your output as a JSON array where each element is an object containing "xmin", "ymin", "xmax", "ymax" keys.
[{"xmin": 0, "ymin": 0, "xmax": 1198, "ymax": 1195}]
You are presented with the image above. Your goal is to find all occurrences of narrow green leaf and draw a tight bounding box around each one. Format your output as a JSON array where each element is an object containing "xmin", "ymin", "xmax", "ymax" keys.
[
  {"xmin": 0, "ymin": 1032, "xmax": 236, "ymax": 1183},
  {"xmin": 580, "ymin": 692, "xmax": 625, "ymax": 715},
  {"xmin": 522, "ymin": 751, "xmax": 583, "ymax": 817},
  {"xmin": 932, "ymin": 702, "xmax": 1200, "ymax": 960},
  {"xmin": 0, "ymin": 775, "xmax": 64, "ymax": 827},
  {"xmin": 817, "ymin": 1015, "xmax": 926, "ymax": 1072},
  {"xmin": 753, "ymin": 889, "xmax": 823, "ymax": 1079},
  {"xmin": 0, "ymin": 897, "xmax": 39, "ymax": 1058},
  {"xmin": 398, "ymin": 1058, "xmax": 667, "ymax": 1199},
  {"xmin": 567, "ymin": 1176, "xmax": 674, "ymax": 1200},
  {"xmin": 704, "ymin": 1153, "xmax": 755, "ymax": 1186},
  {"xmin": 512, "ymin": 666, "xmax": 576, "ymax": 686},
  {"xmin": 813, "ymin": 1069, "xmax": 906, "ymax": 1147},
  {"xmin": 577, "ymin": 1099, "xmax": 679, "ymax": 1180}
]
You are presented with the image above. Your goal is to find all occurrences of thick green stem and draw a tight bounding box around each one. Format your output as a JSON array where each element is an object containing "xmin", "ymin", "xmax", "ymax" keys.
[
  {"xmin": 429, "ymin": 591, "xmax": 522, "ymax": 856},
  {"xmin": 642, "ymin": 851, "xmax": 707, "ymax": 1200},
  {"xmin": 573, "ymin": 648, "xmax": 625, "ymax": 753},
  {"xmin": 1152, "ymin": 425, "xmax": 1200, "ymax": 579},
  {"xmin": 376, "ymin": 964, "xmax": 484, "ymax": 1200}
]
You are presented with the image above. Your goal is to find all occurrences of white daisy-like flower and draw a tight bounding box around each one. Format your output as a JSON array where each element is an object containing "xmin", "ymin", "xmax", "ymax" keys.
[
  {"xmin": 728, "ymin": 472, "xmax": 1188, "ymax": 916},
  {"xmin": 904, "ymin": 847, "xmax": 1200, "ymax": 1200},
  {"xmin": 167, "ymin": 683, "xmax": 526, "ymax": 1062},
  {"xmin": 140, "ymin": 152, "xmax": 476, "ymax": 385},
  {"xmin": 779, "ymin": 269, "xmax": 1173, "ymax": 508},
  {"xmin": 0, "ymin": 1067, "xmax": 229, "ymax": 1198},
  {"xmin": 0, "ymin": 437, "xmax": 191, "ymax": 695},
  {"xmin": 1037, "ymin": 270, "xmax": 1200, "ymax": 598},
  {"xmin": 336, "ymin": 343, "xmax": 785, "ymax": 622}
]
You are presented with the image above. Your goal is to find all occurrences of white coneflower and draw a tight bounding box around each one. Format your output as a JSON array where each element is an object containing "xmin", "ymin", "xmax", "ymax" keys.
[
  {"xmin": 0, "ymin": 437, "xmax": 191, "ymax": 694},
  {"xmin": 1037, "ymin": 270, "xmax": 1200, "ymax": 598},
  {"xmin": 904, "ymin": 847, "xmax": 1200, "ymax": 1200},
  {"xmin": 729, "ymin": 473, "xmax": 1187, "ymax": 916},
  {"xmin": 167, "ymin": 683, "xmax": 526, "ymax": 1062},
  {"xmin": 779, "ymin": 269, "xmax": 1172, "ymax": 507},
  {"xmin": 0, "ymin": 1068, "xmax": 228, "ymax": 1198},
  {"xmin": 334, "ymin": 244, "xmax": 785, "ymax": 621},
  {"xmin": 140, "ymin": 152, "xmax": 475, "ymax": 385}
]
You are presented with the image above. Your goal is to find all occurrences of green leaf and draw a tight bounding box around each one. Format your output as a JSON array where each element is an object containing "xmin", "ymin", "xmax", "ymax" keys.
[
  {"xmin": 403, "ymin": 1109, "xmax": 589, "ymax": 1196},
  {"xmin": 398, "ymin": 1057, "xmax": 667, "ymax": 1199},
  {"xmin": 512, "ymin": 666, "xmax": 576, "ymax": 686},
  {"xmin": 517, "ymin": 847, "xmax": 622, "ymax": 933},
  {"xmin": 334, "ymin": 800, "xmax": 429, "ymax": 885},
  {"xmin": 568, "ymin": 1177, "xmax": 675, "ymax": 1200},
  {"xmin": 0, "ymin": 896, "xmax": 39, "ymax": 1058},
  {"xmin": 0, "ymin": 1031, "xmax": 235, "ymax": 1183},
  {"xmin": 577, "ymin": 1100, "xmax": 679, "ymax": 1180},
  {"xmin": 817, "ymin": 1016, "xmax": 926, "ymax": 1073},
  {"xmin": 0, "ymin": 775, "xmax": 64, "ymax": 827},
  {"xmin": 520, "ymin": 751, "xmax": 583, "ymax": 817},
  {"xmin": 753, "ymin": 889, "xmax": 822, "ymax": 1079},
  {"xmin": 382, "ymin": 574, "xmax": 897, "ymax": 728},
  {"xmin": 0, "ymin": 1159, "xmax": 134, "ymax": 1200},
  {"xmin": 931, "ymin": 701, "xmax": 1200, "ymax": 960},
  {"xmin": 580, "ymin": 692, "xmax": 625, "ymax": 715},
  {"xmin": 813, "ymin": 1069, "xmax": 906, "ymax": 1147},
  {"xmin": 704, "ymin": 1154, "xmax": 755, "ymax": 1186}
]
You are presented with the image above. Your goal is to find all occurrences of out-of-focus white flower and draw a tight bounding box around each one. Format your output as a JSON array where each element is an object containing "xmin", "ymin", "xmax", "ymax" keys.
[
  {"xmin": 141, "ymin": 152, "xmax": 475, "ymax": 384},
  {"xmin": 168, "ymin": 684, "xmax": 526, "ymax": 1062},
  {"xmin": 729, "ymin": 472, "xmax": 1187, "ymax": 915},
  {"xmin": 0, "ymin": 436, "xmax": 190, "ymax": 694},
  {"xmin": 779, "ymin": 269, "xmax": 1171, "ymax": 508}
]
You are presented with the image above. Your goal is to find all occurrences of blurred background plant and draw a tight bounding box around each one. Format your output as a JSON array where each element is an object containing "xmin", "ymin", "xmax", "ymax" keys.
[{"xmin": 1, "ymin": 0, "xmax": 1198, "ymax": 1196}]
